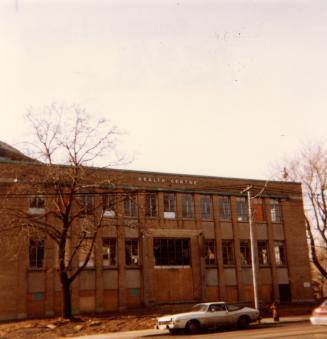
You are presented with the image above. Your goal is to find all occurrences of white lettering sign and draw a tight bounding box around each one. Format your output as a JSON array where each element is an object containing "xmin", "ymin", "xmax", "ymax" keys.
[{"xmin": 138, "ymin": 176, "xmax": 197, "ymax": 185}]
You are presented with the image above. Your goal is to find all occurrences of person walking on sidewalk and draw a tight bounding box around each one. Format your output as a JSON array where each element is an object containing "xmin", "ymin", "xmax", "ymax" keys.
[{"xmin": 270, "ymin": 301, "xmax": 280, "ymax": 322}]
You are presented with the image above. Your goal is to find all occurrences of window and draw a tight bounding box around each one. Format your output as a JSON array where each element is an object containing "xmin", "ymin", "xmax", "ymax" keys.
[
  {"xmin": 80, "ymin": 194, "xmax": 94, "ymax": 215},
  {"xmin": 253, "ymin": 198, "xmax": 265, "ymax": 222},
  {"xmin": 124, "ymin": 194, "xmax": 137, "ymax": 217},
  {"xmin": 270, "ymin": 199, "xmax": 282, "ymax": 223},
  {"xmin": 154, "ymin": 238, "xmax": 190, "ymax": 266},
  {"xmin": 222, "ymin": 240, "xmax": 235, "ymax": 265},
  {"xmin": 30, "ymin": 195, "xmax": 45, "ymax": 209},
  {"xmin": 205, "ymin": 240, "xmax": 216, "ymax": 265},
  {"xmin": 145, "ymin": 192, "xmax": 157, "ymax": 217},
  {"xmin": 274, "ymin": 241, "xmax": 287, "ymax": 265},
  {"xmin": 164, "ymin": 193, "xmax": 176, "ymax": 218},
  {"xmin": 219, "ymin": 196, "xmax": 231, "ymax": 221},
  {"xmin": 103, "ymin": 194, "xmax": 116, "ymax": 217},
  {"xmin": 257, "ymin": 240, "xmax": 270, "ymax": 265},
  {"xmin": 125, "ymin": 239, "xmax": 139, "ymax": 265},
  {"xmin": 240, "ymin": 240, "xmax": 251, "ymax": 265},
  {"xmin": 103, "ymin": 238, "xmax": 117, "ymax": 266},
  {"xmin": 201, "ymin": 195, "xmax": 212, "ymax": 219},
  {"xmin": 181, "ymin": 194, "xmax": 194, "ymax": 218},
  {"xmin": 236, "ymin": 197, "xmax": 248, "ymax": 222},
  {"xmin": 29, "ymin": 238, "xmax": 45, "ymax": 268},
  {"xmin": 79, "ymin": 238, "xmax": 95, "ymax": 267}
]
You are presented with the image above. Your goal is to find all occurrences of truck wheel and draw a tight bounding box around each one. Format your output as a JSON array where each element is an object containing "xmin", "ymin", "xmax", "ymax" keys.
[
  {"xmin": 186, "ymin": 320, "xmax": 201, "ymax": 334},
  {"xmin": 169, "ymin": 329, "xmax": 179, "ymax": 335},
  {"xmin": 237, "ymin": 315, "xmax": 250, "ymax": 329}
]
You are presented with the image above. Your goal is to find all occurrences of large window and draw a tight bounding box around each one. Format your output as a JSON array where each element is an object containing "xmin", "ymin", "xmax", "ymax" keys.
[
  {"xmin": 103, "ymin": 238, "xmax": 117, "ymax": 266},
  {"xmin": 270, "ymin": 199, "xmax": 282, "ymax": 223},
  {"xmin": 205, "ymin": 240, "xmax": 216, "ymax": 265},
  {"xmin": 124, "ymin": 194, "xmax": 137, "ymax": 217},
  {"xmin": 236, "ymin": 197, "xmax": 248, "ymax": 222},
  {"xmin": 181, "ymin": 194, "xmax": 194, "ymax": 218},
  {"xmin": 257, "ymin": 240, "xmax": 269, "ymax": 265},
  {"xmin": 163, "ymin": 193, "xmax": 176, "ymax": 219},
  {"xmin": 201, "ymin": 195, "xmax": 212, "ymax": 219},
  {"xmin": 240, "ymin": 240, "xmax": 251, "ymax": 265},
  {"xmin": 222, "ymin": 240, "xmax": 235, "ymax": 265},
  {"xmin": 253, "ymin": 198, "xmax": 265, "ymax": 222},
  {"xmin": 29, "ymin": 238, "xmax": 45, "ymax": 268},
  {"xmin": 125, "ymin": 239, "xmax": 139, "ymax": 266},
  {"xmin": 274, "ymin": 241, "xmax": 287, "ymax": 265},
  {"xmin": 145, "ymin": 192, "xmax": 157, "ymax": 217},
  {"xmin": 219, "ymin": 196, "xmax": 231, "ymax": 221},
  {"xmin": 103, "ymin": 193, "xmax": 116, "ymax": 217},
  {"xmin": 154, "ymin": 238, "xmax": 190, "ymax": 266}
]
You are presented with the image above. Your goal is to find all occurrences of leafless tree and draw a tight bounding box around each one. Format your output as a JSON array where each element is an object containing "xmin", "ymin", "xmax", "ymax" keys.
[
  {"xmin": 274, "ymin": 143, "xmax": 327, "ymax": 281},
  {"xmin": 0, "ymin": 103, "xmax": 125, "ymax": 319}
]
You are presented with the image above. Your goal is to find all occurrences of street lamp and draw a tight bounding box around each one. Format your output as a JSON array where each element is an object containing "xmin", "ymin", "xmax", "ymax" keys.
[{"xmin": 241, "ymin": 185, "xmax": 259, "ymax": 310}]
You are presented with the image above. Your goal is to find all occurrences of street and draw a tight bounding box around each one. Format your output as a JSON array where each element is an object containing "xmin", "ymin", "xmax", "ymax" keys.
[{"xmin": 71, "ymin": 322, "xmax": 327, "ymax": 339}]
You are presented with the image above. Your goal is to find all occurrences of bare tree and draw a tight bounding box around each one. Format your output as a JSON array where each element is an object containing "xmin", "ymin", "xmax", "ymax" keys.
[
  {"xmin": 274, "ymin": 143, "xmax": 327, "ymax": 280},
  {"xmin": 0, "ymin": 104, "xmax": 124, "ymax": 319}
]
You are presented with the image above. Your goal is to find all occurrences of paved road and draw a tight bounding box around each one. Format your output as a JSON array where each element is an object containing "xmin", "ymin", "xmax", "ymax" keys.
[{"xmin": 70, "ymin": 320, "xmax": 327, "ymax": 339}]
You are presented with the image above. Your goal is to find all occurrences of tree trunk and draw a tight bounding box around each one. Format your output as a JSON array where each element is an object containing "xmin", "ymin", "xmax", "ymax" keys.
[{"xmin": 61, "ymin": 272, "xmax": 72, "ymax": 319}]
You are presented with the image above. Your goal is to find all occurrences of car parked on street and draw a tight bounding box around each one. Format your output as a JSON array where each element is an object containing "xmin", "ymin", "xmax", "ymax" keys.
[
  {"xmin": 310, "ymin": 300, "xmax": 327, "ymax": 325},
  {"xmin": 156, "ymin": 301, "xmax": 260, "ymax": 334}
]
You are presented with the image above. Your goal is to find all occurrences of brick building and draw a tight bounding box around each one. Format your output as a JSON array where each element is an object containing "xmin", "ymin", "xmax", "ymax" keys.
[{"xmin": 0, "ymin": 143, "xmax": 313, "ymax": 320}]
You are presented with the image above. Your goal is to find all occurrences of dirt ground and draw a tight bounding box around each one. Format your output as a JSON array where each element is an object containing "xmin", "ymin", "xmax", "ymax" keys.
[{"xmin": 0, "ymin": 302, "xmax": 318, "ymax": 339}]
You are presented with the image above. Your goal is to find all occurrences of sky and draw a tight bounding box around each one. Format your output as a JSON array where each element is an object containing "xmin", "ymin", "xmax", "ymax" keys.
[{"xmin": 1, "ymin": 0, "xmax": 326, "ymax": 180}]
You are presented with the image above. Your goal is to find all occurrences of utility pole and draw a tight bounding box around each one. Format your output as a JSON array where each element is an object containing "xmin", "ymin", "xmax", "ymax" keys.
[{"xmin": 241, "ymin": 185, "xmax": 259, "ymax": 310}]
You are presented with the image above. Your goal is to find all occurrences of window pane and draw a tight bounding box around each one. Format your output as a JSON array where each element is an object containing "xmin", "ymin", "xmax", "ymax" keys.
[
  {"xmin": 30, "ymin": 196, "xmax": 45, "ymax": 209},
  {"xmin": 124, "ymin": 194, "xmax": 137, "ymax": 217},
  {"xmin": 274, "ymin": 241, "xmax": 287, "ymax": 265},
  {"xmin": 205, "ymin": 240, "xmax": 216, "ymax": 265},
  {"xmin": 103, "ymin": 238, "xmax": 117, "ymax": 266},
  {"xmin": 29, "ymin": 239, "xmax": 45, "ymax": 268},
  {"xmin": 222, "ymin": 240, "xmax": 235, "ymax": 265},
  {"xmin": 258, "ymin": 240, "xmax": 269, "ymax": 265},
  {"xmin": 79, "ymin": 239, "xmax": 95, "ymax": 267},
  {"xmin": 80, "ymin": 194, "xmax": 94, "ymax": 215},
  {"xmin": 154, "ymin": 238, "xmax": 190, "ymax": 266},
  {"xmin": 237, "ymin": 197, "xmax": 248, "ymax": 222},
  {"xmin": 182, "ymin": 194, "xmax": 194, "ymax": 218},
  {"xmin": 240, "ymin": 240, "xmax": 251, "ymax": 265},
  {"xmin": 270, "ymin": 199, "xmax": 282, "ymax": 223},
  {"xmin": 201, "ymin": 195, "xmax": 212, "ymax": 219},
  {"xmin": 145, "ymin": 192, "xmax": 157, "ymax": 217},
  {"xmin": 125, "ymin": 239, "xmax": 139, "ymax": 265},
  {"xmin": 219, "ymin": 196, "xmax": 231, "ymax": 221},
  {"xmin": 164, "ymin": 193, "xmax": 175, "ymax": 212}
]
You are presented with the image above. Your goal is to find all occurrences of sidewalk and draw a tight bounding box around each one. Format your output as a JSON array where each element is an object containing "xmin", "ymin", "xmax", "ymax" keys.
[{"xmin": 68, "ymin": 316, "xmax": 310, "ymax": 339}]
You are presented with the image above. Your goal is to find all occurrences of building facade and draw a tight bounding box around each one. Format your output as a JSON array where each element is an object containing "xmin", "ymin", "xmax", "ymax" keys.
[{"xmin": 0, "ymin": 151, "xmax": 313, "ymax": 320}]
